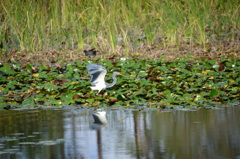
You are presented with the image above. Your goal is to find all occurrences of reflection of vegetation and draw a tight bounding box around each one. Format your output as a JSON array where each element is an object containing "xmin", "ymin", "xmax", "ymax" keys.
[
  {"xmin": 0, "ymin": 58, "xmax": 239, "ymax": 107},
  {"xmin": 0, "ymin": 109, "xmax": 67, "ymax": 156}
]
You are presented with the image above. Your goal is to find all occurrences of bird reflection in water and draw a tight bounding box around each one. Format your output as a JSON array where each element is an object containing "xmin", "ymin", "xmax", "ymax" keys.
[{"xmin": 91, "ymin": 109, "xmax": 108, "ymax": 130}]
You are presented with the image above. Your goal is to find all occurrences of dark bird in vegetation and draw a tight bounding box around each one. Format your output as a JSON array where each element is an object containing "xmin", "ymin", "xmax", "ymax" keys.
[{"xmin": 84, "ymin": 49, "xmax": 97, "ymax": 56}]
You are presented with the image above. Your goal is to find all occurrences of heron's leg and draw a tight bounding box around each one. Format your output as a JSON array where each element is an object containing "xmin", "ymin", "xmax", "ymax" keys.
[
  {"xmin": 96, "ymin": 90, "xmax": 104, "ymax": 96},
  {"xmin": 96, "ymin": 90, "xmax": 101, "ymax": 95}
]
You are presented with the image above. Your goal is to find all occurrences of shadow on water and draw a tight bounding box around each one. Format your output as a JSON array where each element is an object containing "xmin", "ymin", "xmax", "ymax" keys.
[{"xmin": 0, "ymin": 107, "xmax": 240, "ymax": 158}]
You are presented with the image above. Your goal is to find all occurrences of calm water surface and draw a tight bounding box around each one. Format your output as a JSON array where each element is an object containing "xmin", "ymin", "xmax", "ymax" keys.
[{"xmin": 0, "ymin": 107, "xmax": 240, "ymax": 159}]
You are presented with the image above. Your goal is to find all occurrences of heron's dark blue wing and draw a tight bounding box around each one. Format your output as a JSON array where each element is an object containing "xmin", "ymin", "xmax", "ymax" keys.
[
  {"xmin": 87, "ymin": 64, "xmax": 107, "ymax": 85},
  {"xmin": 91, "ymin": 71, "xmax": 102, "ymax": 83}
]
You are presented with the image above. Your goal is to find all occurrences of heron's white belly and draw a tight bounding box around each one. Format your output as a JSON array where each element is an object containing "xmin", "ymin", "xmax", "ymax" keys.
[{"xmin": 89, "ymin": 84, "xmax": 106, "ymax": 92}]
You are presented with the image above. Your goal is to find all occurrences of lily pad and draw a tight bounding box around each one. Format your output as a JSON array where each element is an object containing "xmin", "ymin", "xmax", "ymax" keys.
[{"xmin": 19, "ymin": 142, "xmax": 36, "ymax": 145}]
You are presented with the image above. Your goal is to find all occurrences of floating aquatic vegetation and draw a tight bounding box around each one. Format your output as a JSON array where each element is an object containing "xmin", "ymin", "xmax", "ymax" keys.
[{"xmin": 0, "ymin": 58, "xmax": 239, "ymax": 108}]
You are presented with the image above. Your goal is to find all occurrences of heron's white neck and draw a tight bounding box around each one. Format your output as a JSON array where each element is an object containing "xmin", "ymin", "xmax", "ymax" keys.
[{"xmin": 105, "ymin": 73, "xmax": 117, "ymax": 88}]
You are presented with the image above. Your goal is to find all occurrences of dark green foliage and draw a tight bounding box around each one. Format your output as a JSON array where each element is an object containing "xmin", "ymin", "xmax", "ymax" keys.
[{"xmin": 0, "ymin": 58, "xmax": 239, "ymax": 108}]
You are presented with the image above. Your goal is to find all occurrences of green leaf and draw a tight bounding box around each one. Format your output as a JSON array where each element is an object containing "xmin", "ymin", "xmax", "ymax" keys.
[
  {"xmin": 163, "ymin": 89, "xmax": 171, "ymax": 96},
  {"xmin": 178, "ymin": 68, "xmax": 190, "ymax": 74},
  {"xmin": 22, "ymin": 97, "xmax": 35, "ymax": 107},
  {"xmin": 43, "ymin": 82, "xmax": 57, "ymax": 91},
  {"xmin": 209, "ymin": 89, "xmax": 218, "ymax": 99},
  {"xmin": 26, "ymin": 64, "xmax": 33, "ymax": 73},
  {"xmin": 0, "ymin": 63, "xmax": 16, "ymax": 75},
  {"xmin": 117, "ymin": 94, "xmax": 126, "ymax": 100},
  {"xmin": 60, "ymin": 94, "xmax": 74, "ymax": 105}
]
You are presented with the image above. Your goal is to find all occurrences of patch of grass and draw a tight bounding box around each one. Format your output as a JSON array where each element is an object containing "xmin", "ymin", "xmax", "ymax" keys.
[
  {"xmin": 0, "ymin": 0, "xmax": 239, "ymax": 59},
  {"xmin": 0, "ymin": 58, "xmax": 239, "ymax": 108}
]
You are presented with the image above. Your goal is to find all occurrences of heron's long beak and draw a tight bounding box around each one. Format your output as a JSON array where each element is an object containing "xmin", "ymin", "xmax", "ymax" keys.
[{"xmin": 116, "ymin": 73, "xmax": 123, "ymax": 76}]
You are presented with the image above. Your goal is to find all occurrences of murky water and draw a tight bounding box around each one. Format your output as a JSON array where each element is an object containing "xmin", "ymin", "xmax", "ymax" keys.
[{"xmin": 0, "ymin": 107, "xmax": 240, "ymax": 159}]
